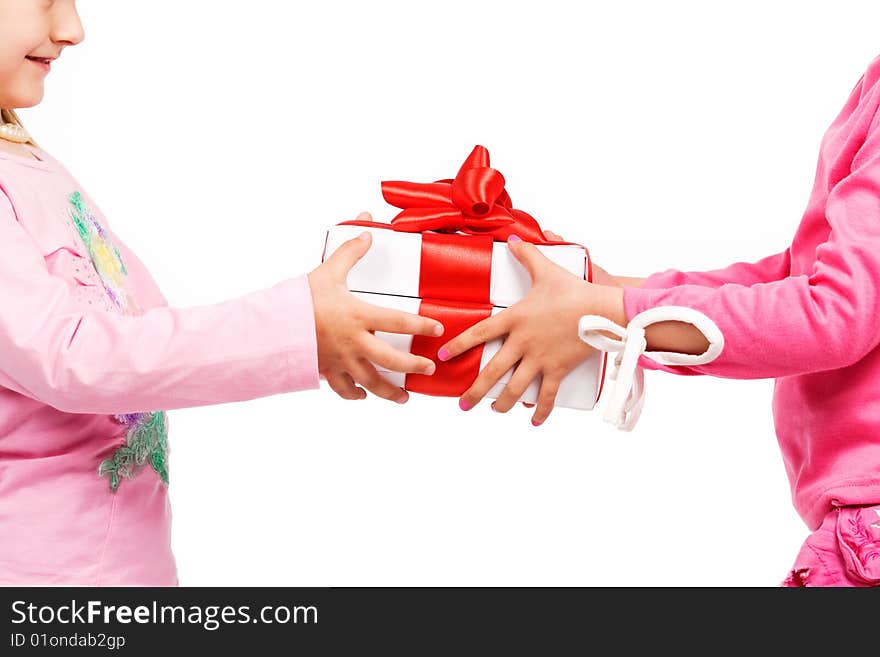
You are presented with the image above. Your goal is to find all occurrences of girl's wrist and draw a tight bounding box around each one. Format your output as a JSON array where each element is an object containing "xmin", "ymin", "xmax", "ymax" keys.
[{"xmin": 583, "ymin": 282, "xmax": 627, "ymax": 326}]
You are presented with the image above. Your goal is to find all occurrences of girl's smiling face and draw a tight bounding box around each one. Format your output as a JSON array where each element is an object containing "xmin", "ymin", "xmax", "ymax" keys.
[{"xmin": 0, "ymin": 0, "xmax": 84, "ymax": 110}]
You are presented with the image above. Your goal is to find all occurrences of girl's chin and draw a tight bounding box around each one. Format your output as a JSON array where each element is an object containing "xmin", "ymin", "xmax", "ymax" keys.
[{"xmin": 6, "ymin": 88, "xmax": 44, "ymax": 109}]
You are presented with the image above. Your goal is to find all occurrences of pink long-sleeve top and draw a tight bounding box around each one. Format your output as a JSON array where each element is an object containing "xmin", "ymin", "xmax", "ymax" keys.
[
  {"xmin": 0, "ymin": 144, "xmax": 320, "ymax": 585},
  {"xmin": 624, "ymin": 53, "xmax": 880, "ymax": 531}
]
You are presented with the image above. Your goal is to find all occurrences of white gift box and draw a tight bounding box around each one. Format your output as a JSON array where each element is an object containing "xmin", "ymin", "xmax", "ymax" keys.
[
  {"xmin": 323, "ymin": 224, "xmax": 591, "ymax": 307},
  {"xmin": 352, "ymin": 291, "xmax": 605, "ymax": 410}
]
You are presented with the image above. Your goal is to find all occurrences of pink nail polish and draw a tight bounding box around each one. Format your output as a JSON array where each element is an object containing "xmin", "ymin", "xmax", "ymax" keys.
[
  {"xmin": 396, "ymin": 392, "xmax": 409, "ymax": 404},
  {"xmin": 531, "ymin": 418, "xmax": 543, "ymax": 426},
  {"xmin": 508, "ymin": 234, "xmax": 522, "ymax": 243},
  {"xmin": 438, "ymin": 348, "xmax": 450, "ymax": 362},
  {"xmin": 459, "ymin": 398, "xmax": 473, "ymax": 411}
]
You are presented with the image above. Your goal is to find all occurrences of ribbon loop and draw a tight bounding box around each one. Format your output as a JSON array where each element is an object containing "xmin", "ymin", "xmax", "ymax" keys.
[
  {"xmin": 451, "ymin": 166, "xmax": 506, "ymax": 217},
  {"xmin": 578, "ymin": 314, "xmax": 648, "ymax": 431},
  {"xmin": 382, "ymin": 181, "xmax": 453, "ymax": 209}
]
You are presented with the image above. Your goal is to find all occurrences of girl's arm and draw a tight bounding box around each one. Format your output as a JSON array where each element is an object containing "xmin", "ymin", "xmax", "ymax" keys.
[
  {"xmin": 593, "ymin": 249, "xmax": 792, "ymax": 290},
  {"xmin": 622, "ymin": 124, "xmax": 880, "ymax": 380},
  {"xmin": 593, "ymin": 254, "xmax": 795, "ymax": 354},
  {"xmin": 0, "ymin": 197, "xmax": 440, "ymax": 414},
  {"xmin": 440, "ymin": 125, "xmax": 880, "ymax": 423}
]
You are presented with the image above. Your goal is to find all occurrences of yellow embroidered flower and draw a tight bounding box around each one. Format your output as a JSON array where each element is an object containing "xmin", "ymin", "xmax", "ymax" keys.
[{"xmin": 92, "ymin": 239, "xmax": 125, "ymax": 285}]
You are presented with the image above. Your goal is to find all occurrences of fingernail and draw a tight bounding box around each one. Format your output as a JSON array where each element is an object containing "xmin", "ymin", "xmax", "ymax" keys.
[
  {"xmin": 438, "ymin": 348, "xmax": 450, "ymax": 362},
  {"xmin": 424, "ymin": 361, "xmax": 436, "ymax": 375},
  {"xmin": 531, "ymin": 418, "xmax": 543, "ymax": 426},
  {"xmin": 459, "ymin": 398, "xmax": 473, "ymax": 411},
  {"xmin": 491, "ymin": 403, "xmax": 499, "ymax": 413},
  {"xmin": 358, "ymin": 231, "xmax": 371, "ymax": 241},
  {"xmin": 396, "ymin": 393, "xmax": 409, "ymax": 404},
  {"xmin": 433, "ymin": 323, "xmax": 444, "ymax": 336},
  {"xmin": 508, "ymin": 234, "xmax": 522, "ymax": 243}
]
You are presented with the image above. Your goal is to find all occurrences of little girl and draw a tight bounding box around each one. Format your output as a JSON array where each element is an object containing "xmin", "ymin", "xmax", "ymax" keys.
[
  {"xmin": 439, "ymin": 52, "xmax": 880, "ymax": 586},
  {"xmin": 0, "ymin": 0, "xmax": 443, "ymax": 585}
]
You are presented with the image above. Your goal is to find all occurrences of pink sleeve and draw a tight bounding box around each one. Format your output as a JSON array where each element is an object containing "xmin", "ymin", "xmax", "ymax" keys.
[
  {"xmin": 0, "ymin": 193, "xmax": 320, "ymax": 414},
  {"xmin": 623, "ymin": 130, "xmax": 880, "ymax": 380},
  {"xmin": 639, "ymin": 249, "xmax": 792, "ymax": 289}
]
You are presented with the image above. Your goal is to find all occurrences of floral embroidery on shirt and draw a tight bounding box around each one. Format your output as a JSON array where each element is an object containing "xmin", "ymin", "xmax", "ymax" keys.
[
  {"xmin": 67, "ymin": 190, "xmax": 142, "ymax": 316},
  {"xmin": 65, "ymin": 191, "xmax": 171, "ymax": 492},
  {"xmin": 98, "ymin": 411, "xmax": 169, "ymax": 492}
]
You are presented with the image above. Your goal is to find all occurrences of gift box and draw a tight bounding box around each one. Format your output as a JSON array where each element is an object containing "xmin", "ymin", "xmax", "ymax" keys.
[{"xmin": 322, "ymin": 145, "xmax": 607, "ymax": 410}]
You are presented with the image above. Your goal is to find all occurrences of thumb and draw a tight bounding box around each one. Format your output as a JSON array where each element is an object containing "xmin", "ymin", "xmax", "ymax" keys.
[
  {"xmin": 326, "ymin": 231, "xmax": 372, "ymax": 277},
  {"xmin": 506, "ymin": 235, "xmax": 546, "ymax": 280}
]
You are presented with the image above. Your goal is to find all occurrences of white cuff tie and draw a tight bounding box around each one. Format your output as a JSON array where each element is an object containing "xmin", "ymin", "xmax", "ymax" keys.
[{"xmin": 578, "ymin": 305, "xmax": 725, "ymax": 431}]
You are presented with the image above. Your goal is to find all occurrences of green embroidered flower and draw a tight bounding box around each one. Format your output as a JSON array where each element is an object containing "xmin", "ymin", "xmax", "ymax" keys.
[{"xmin": 98, "ymin": 411, "xmax": 169, "ymax": 492}]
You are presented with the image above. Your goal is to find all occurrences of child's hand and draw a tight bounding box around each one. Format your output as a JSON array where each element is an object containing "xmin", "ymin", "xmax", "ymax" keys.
[
  {"xmin": 437, "ymin": 234, "xmax": 622, "ymax": 425},
  {"xmin": 308, "ymin": 213, "xmax": 444, "ymax": 403}
]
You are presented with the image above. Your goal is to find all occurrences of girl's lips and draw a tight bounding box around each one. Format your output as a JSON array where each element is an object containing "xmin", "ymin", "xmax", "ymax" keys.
[{"xmin": 26, "ymin": 57, "xmax": 51, "ymax": 72}]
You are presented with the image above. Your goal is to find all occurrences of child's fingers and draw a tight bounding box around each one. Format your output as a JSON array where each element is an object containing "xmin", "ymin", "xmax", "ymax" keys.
[
  {"xmin": 361, "ymin": 333, "xmax": 436, "ymax": 375},
  {"xmin": 530, "ymin": 377, "xmax": 562, "ymax": 426},
  {"xmin": 354, "ymin": 211, "xmax": 373, "ymax": 222},
  {"xmin": 325, "ymin": 231, "xmax": 372, "ymax": 277},
  {"xmin": 437, "ymin": 312, "xmax": 511, "ymax": 363},
  {"xmin": 490, "ymin": 361, "xmax": 540, "ymax": 413},
  {"xmin": 325, "ymin": 371, "xmax": 366, "ymax": 400},
  {"xmin": 506, "ymin": 235, "xmax": 550, "ymax": 280},
  {"xmin": 457, "ymin": 345, "xmax": 520, "ymax": 411},
  {"xmin": 366, "ymin": 305, "xmax": 444, "ymax": 337},
  {"xmin": 349, "ymin": 358, "xmax": 410, "ymax": 404},
  {"xmin": 542, "ymin": 229, "xmax": 564, "ymax": 241}
]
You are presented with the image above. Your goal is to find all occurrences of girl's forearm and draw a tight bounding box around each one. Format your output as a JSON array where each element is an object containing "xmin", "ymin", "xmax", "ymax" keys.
[
  {"xmin": 590, "ymin": 284, "xmax": 711, "ymax": 356},
  {"xmin": 590, "ymin": 263, "xmax": 707, "ymax": 354}
]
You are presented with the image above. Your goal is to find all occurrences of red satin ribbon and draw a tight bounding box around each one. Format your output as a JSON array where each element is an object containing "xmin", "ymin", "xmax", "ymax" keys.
[
  {"xmin": 419, "ymin": 232, "xmax": 493, "ymax": 303},
  {"xmin": 407, "ymin": 300, "xmax": 493, "ymax": 396},
  {"xmin": 382, "ymin": 145, "xmax": 553, "ymax": 244}
]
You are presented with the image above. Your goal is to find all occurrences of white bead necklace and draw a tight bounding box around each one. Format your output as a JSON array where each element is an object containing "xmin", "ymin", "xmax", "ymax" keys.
[{"xmin": 0, "ymin": 121, "xmax": 32, "ymax": 144}]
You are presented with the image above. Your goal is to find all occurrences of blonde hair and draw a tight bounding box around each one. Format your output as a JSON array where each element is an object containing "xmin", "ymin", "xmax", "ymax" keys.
[{"xmin": 0, "ymin": 108, "xmax": 39, "ymax": 148}]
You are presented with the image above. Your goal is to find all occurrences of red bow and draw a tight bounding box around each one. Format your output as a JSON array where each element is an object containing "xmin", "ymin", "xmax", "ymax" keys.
[{"xmin": 381, "ymin": 145, "xmax": 551, "ymax": 244}]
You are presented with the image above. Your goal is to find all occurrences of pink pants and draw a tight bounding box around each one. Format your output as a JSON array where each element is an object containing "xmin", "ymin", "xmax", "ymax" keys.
[{"xmin": 783, "ymin": 504, "xmax": 880, "ymax": 587}]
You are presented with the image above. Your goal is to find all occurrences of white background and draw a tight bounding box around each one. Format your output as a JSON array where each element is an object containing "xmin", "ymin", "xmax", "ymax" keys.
[{"xmin": 19, "ymin": 0, "xmax": 880, "ymax": 585}]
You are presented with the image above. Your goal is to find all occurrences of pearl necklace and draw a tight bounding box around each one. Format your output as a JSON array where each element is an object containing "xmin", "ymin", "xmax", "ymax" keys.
[{"xmin": 0, "ymin": 121, "xmax": 31, "ymax": 144}]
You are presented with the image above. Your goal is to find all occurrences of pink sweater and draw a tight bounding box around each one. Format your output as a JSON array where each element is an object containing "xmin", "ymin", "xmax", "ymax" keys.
[
  {"xmin": 0, "ymin": 144, "xmax": 319, "ymax": 585},
  {"xmin": 624, "ymin": 53, "xmax": 880, "ymax": 531}
]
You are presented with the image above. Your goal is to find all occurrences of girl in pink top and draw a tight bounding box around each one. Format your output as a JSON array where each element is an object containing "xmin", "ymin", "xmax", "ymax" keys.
[
  {"xmin": 0, "ymin": 0, "xmax": 443, "ymax": 586},
  {"xmin": 441, "ymin": 53, "xmax": 880, "ymax": 586}
]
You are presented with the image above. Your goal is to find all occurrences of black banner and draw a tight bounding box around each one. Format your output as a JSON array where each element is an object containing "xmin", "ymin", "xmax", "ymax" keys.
[{"xmin": 0, "ymin": 586, "xmax": 874, "ymax": 652}]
